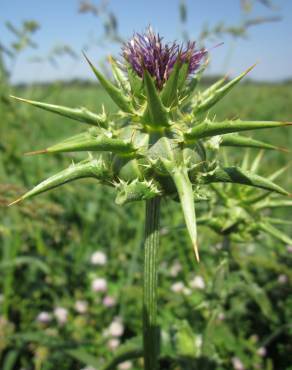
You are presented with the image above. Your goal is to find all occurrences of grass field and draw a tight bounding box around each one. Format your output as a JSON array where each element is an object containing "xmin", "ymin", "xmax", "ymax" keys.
[{"xmin": 0, "ymin": 80, "xmax": 292, "ymax": 369}]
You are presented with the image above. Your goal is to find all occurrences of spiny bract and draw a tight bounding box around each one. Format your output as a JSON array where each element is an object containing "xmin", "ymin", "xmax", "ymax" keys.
[{"xmin": 10, "ymin": 27, "xmax": 291, "ymax": 261}]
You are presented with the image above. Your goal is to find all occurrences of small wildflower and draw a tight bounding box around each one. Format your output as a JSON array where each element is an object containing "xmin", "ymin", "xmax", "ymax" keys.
[
  {"xmin": 232, "ymin": 357, "xmax": 245, "ymax": 370},
  {"xmin": 36, "ymin": 311, "xmax": 52, "ymax": 324},
  {"xmin": 75, "ymin": 300, "xmax": 88, "ymax": 314},
  {"xmin": 103, "ymin": 296, "xmax": 116, "ymax": 307},
  {"xmin": 278, "ymin": 274, "xmax": 288, "ymax": 284},
  {"xmin": 90, "ymin": 251, "xmax": 107, "ymax": 265},
  {"xmin": 218, "ymin": 312, "xmax": 225, "ymax": 321},
  {"xmin": 171, "ymin": 281, "xmax": 185, "ymax": 293},
  {"xmin": 190, "ymin": 276, "xmax": 205, "ymax": 290},
  {"xmin": 91, "ymin": 278, "xmax": 107, "ymax": 292},
  {"xmin": 257, "ymin": 347, "xmax": 267, "ymax": 357},
  {"xmin": 108, "ymin": 317, "xmax": 124, "ymax": 337},
  {"xmin": 118, "ymin": 361, "xmax": 132, "ymax": 370},
  {"xmin": 287, "ymin": 245, "xmax": 292, "ymax": 253},
  {"xmin": 107, "ymin": 338, "xmax": 120, "ymax": 350},
  {"xmin": 122, "ymin": 26, "xmax": 207, "ymax": 89},
  {"xmin": 169, "ymin": 261, "xmax": 182, "ymax": 277},
  {"xmin": 54, "ymin": 307, "xmax": 68, "ymax": 325}
]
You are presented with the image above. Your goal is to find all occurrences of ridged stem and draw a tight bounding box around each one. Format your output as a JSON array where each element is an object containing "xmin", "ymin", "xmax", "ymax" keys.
[{"xmin": 143, "ymin": 197, "xmax": 161, "ymax": 370}]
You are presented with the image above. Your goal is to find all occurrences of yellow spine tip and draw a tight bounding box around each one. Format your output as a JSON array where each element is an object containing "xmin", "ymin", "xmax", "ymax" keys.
[
  {"xmin": 193, "ymin": 243, "xmax": 200, "ymax": 262},
  {"xmin": 24, "ymin": 149, "xmax": 47, "ymax": 156},
  {"xmin": 8, "ymin": 197, "xmax": 23, "ymax": 207}
]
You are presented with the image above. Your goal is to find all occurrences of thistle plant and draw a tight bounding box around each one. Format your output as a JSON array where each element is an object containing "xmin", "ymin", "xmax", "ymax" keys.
[
  {"xmin": 9, "ymin": 27, "xmax": 291, "ymax": 369},
  {"xmin": 197, "ymin": 151, "xmax": 292, "ymax": 246}
]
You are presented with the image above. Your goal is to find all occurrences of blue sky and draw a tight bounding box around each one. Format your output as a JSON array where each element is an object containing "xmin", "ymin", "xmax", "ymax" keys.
[{"xmin": 1, "ymin": 0, "xmax": 292, "ymax": 83}]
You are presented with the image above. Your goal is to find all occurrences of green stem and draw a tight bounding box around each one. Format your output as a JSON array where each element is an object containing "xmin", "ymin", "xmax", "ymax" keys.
[{"xmin": 143, "ymin": 197, "xmax": 161, "ymax": 370}]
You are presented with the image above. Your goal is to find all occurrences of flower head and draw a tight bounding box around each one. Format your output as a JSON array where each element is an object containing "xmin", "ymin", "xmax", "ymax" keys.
[
  {"xmin": 90, "ymin": 250, "xmax": 107, "ymax": 265},
  {"xmin": 54, "ymin": 307, "xmax": 68, "ymax": 325},
  {"xmin": 122, "ymin": 27, "xmax": 207, "ymax": 89},
  {"xmin": 91, "ymin": 277, "xmax": 107, "ymax": 292}
]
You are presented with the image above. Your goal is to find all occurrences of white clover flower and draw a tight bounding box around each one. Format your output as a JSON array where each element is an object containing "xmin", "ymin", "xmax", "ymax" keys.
[
  {"xmin": 169, "ymin": 261, "xmax": 182, "ymax": 277},
  {"xmin": 90, "ymin": 251, "xmax": 107, "ymax": 266},
  {"xmin": 103, "ymin": 296, "xmax": 116, "ymax": 307},
  {"xmin": 118, "ymin": 361, "xmax": 132, "ymax": 370},
  {"xmin": 54, "ymin": 307, "xmax": 68, "ymax": 325},
  {"xmin": 218, "ymin": 312, "xmax": 225, "ymax": 321},
  {"xmin": 108, "ymin": 317, "xmax": 124, "ymax": 337},
  {"xmin": 36, "ymin": 311, "xmax": 52, "ymax": 324},
  {"xmin": 232, "ymin": 357, "xmax": 245, "ymax": 370},
  {"xmin": 190, "ymin": 276, "xmax": 205, "ymax": 290},
  {"xmin": 257, "ymin": 347, "xmax": 267, "ymax": 357},
  {"xmin": 107, "ymin": 338, "xmax": 120, "ymax": 350},
  {"xmin": 91, "ymin": 278, "xmax": 107, "ymax": 293},
  {"xmin": 278, "ymin": 274, "xmax": 288, "ymax": 284},
  {"xmin": 171, "ymin": 281, "xmax": 185, "ymax": 293},
  {"xmin": 75, "ymin": 300, "xmax": 88, "ymax": 314}
]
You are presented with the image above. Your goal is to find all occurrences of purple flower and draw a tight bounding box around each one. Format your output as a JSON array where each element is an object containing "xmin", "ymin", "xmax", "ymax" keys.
[{"xmin": 122, "ymin": 27, "xmax": 207, "ymax": 89}]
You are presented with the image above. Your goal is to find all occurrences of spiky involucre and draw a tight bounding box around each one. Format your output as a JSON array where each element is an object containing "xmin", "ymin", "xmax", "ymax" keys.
[{"xmin": 10, "ymin": 28, "xmax": 291, "ymax": 261}]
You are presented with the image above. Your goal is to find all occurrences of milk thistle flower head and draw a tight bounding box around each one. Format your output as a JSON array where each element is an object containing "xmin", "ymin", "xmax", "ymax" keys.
[{"xmin": 122, "ymin": 27, "xmax": 207, "ymax": 89}]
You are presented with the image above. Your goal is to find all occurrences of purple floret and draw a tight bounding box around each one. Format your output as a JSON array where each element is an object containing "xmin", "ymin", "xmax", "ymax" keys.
[{"xmin": 122, "ymin": 27, "xmax": 207, "ymax": 89}]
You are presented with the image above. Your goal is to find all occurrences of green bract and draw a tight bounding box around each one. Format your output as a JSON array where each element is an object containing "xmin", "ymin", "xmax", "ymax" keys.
[{"xmin": 10, "ymin": 53, "xmax": 291, "ymax": 261}]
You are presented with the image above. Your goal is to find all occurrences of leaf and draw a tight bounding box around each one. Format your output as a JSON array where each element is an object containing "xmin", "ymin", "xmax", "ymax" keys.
[
  {"xmin": 160, "ymin": 59, "xmax": 181, "ymax": 107},
  {"xmin": 30, "ymin": 134, "xmax": 136, "ymax": 155},
  {"xmin": 0, "ymin": 256, "xmax": 50, "ymax": 274},
  {"xmin": 109, "ymin": 56, "xmax": 130, "ymax": 93},
  {"xmin": 163, "ymin": 162, "xmax": 199, "ymax": 261},
  {"xmin": 193, "ymin": 64, "xmax": 256, "ymax": 114},
  {"xmin": 203, "ymin": 166, "xmax": 289, "ymax": 195},
  {"xmin": 115, "ymin": 180, "xmax": 161, "ymax": 205},
  {"xmin": 221, "ymin": 134, "xmax": 288, "ymax": 152},
  {"xmin": 9, "ymin": 158, "xmax": 109, "ymax": 205},
  {"xmin": 98, "ymin": 337, "xmax": 142, "ymax": 370},
  {"xmin": 3, "ymin": 350, "xmax": 19, "ymax": 370},
  {"xmin": 10, "ymin": 96, "xmax": 107, "ymax": 127},
  {"xmin": 258, "ymin": 223, "xmax": 292, "ymax": 245},
  {"xmin": 185, "ymin": 119, "xmax": 291, "ymax": 142},
  {"xmin": 84, "ymin": 53, "xmax": 133, "ymax": 113},
  {"xmin": 65, "ymin": 348, "xmax": 101, "ymax": 368},
  {"xmin": 143, "ymin": 69, "xmax": 169, "ymax": 128}
]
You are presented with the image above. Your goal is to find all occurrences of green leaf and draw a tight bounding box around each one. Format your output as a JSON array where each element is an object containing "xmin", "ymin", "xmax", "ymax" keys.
[
  {"xmin": 163, "ymin": 162, "xmax": 199, "ymax": 261},
  {"xmin": 115, "ymin": 179, "xmax": 161, "ymax": 205},
  {"xmin": 31, "ymin": 134, "xmax": 136, "ymax": 155},
  {"xmin": 0, "ymin": 256, "xmax": 50, "ymax": 274},
  {"xmin": 98, "ymin": 337, "xmax": 142, "ymax": 370},
  {"xmin": 84, "ymin": 53, "xmax": 133, "ymax": 113},
  {"xmin": 193, "ymin": 64, "xmax": 256, "ymax": 114},
  {"xmin": 143, "ymin": 69, "xmax": 169, "ymax": 128},
  {"xmin": 258, "ymin": 223, "xmax": 292, "ymax": 245},
  {"xmin": 109, "ymin": 56, "xmax": 130, "ymax": 93},
  {"xmin": 221, "ymin": 134, "xmax": 288, "ymax": 152},
  {"xmin": 160, "ymin": 59, "xmax": 181, "ymax": 107},
  {"xmin": 3, "ymin": 350, "xmax": 19, "ymax": 370},
  {"xmin": 65, "ymin": 348, "xmax": 101, "ymax": 369},
  {"xmin": 9, "ymin": 158, "xmax": 110, "ymax": 205},
  {"xmin": 185, "ymin": 119, "xmax": 291, "ymax": 142},
  {"xmin": 203, "ymin": 166, "xmax": 289, "ymax": 195},
  {"xmin": 10, "ymin": 96, "xmax": 108, "ymax": 127}
]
